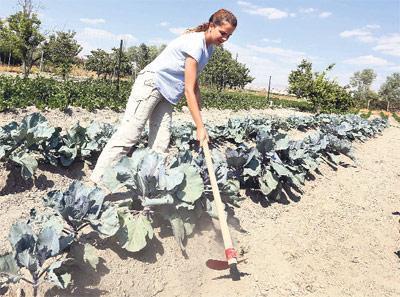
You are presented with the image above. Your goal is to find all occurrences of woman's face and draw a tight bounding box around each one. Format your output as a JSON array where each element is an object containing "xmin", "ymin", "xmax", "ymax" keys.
[{"xmin": 209, "ymin": 22, "xmax": 236, "ymax": 45}]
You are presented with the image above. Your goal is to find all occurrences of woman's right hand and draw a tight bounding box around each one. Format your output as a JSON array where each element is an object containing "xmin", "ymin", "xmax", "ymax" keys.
[{"xmin": 196, "ymin": 126, "xmax": 209, "ymax": 146}]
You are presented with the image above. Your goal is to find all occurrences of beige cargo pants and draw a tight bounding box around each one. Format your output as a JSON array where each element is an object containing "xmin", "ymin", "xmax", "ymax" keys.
[{"xmin": 91, "ymin": 71, "xmax": 173, "ymax": 184}]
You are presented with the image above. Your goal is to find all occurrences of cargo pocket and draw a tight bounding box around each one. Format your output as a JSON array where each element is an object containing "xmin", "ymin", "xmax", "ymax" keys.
[{"xmin": 144, "ymin": 77, "xmax": 155, "ymax": 88}]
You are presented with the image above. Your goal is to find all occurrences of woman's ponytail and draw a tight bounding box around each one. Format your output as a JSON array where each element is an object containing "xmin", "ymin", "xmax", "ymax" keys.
[
  {"xmin": 184, "ymin": 9, "xmax": 237, "ymax": 34},
  {"xmin": 185, "ymin": 22, "xmax": 210, "ymax": 33}
]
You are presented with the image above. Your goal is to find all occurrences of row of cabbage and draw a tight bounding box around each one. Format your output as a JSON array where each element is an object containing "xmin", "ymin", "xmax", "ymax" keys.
[
  {"xmin": 0, "ymin": 113, "xmax": 387, "ymax": 180},
  {"xmin": 0, "ymin": 113, "xmax": 388, "ymax": 295}
]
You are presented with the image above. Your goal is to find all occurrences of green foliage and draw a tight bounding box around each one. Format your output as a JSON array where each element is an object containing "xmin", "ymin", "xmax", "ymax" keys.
[
  {"xmin": 199, "ymin": 46, "xmax": 254, "ymax": 90},
  {"xmin": 379, "ymin": 72, "xmax": 400, "ymax": 111},
  {"xmin": 0, "ymin": 11, "xmax": 45, "ymax": 77},
  {"xmin": 85, "ymin": 47, "xmax": 131, "ymax": 80},
  {"xmin": 0, "ymin": 215, "xmax": 73, "ymax": 296},
  {"xmin": 349, "ymin": 69, "xmax": 377, "ymax": 108},
  {"xmin": 0, "ymin": 113, "xmax": 57, "ymax": 179},
  {"xmin": 44, "ymin": 181, "xmax": 120, "ymax": 237},
  {"xmin": 0, "ymin": 18, "xmax": 22, "ymax": 64},
  {"xmin": 42, "ymin": 31, "xmax": 82, "ymax": 80},
  {"xmin": 84, "ymin": 49, "xmax": 114, "ymax": 79},
  {"xmin": 126, "ymin": 43, "xmax": 165, "ymax": 73},
  {"xmin": 360, "ymin": 110, "xmax": 372, "ymax": 119},
  {"xmin": 288, "ymin": 59, "xmax": 314, "ymax": 99},
  {"xmin": 392, "ymin": 112, "xmax": 400, "ymax": 123},
  {"xmin": 288, "ymin": 59, "xmax": 354, "ymax": 113},
  {"xmin": 178, "ymin": 88, "xmax": 313, "ymax": 112},
  {"xmin": 0, "ymin": 75, "xmax": 312, "ymax": 112},
  {"xmin": 0, "ymin": 112, "xmax": 116, "ymax": 178},
  {"xmin": 379, "ymin": 111, "xmax": 389, "ymax": 120},
  {"xmin": 102, "ymin": 148, "xmax": 205, "ymax": 251},
  {"xmin": 85, "ymin": 43, "xmax": 165, "ymax": 80},
  {"xmin": 0, "ymin": 112, "xmax": 389, "ymax": 295},
  {"xmin": 0, "ymin": 75, "xmax": 131, "ymax": 111}
]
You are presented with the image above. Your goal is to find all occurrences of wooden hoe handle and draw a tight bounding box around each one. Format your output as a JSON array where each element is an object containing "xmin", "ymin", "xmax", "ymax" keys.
[{"xmin": 202, "ymin": 141, "xmax": 238, "ymax": 266}]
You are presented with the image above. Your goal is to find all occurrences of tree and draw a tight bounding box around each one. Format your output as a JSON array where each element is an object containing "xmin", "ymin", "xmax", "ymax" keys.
[
  {"xmin": 200, "ymin": 46, "xmax": 254, "ymax": 90},
  {"xmin": 85, "ymin": 46, "xmax": 131, "ymax": 80},
  {"xmin": 85, "ymin": 49, "xmax": 113, "ymax": 79},
  {"xmin": 42, "ymin": 31, "xmax": 82, "ymax": 80},
  {"xmin": 349, "ymin": 69, "xmax": 377, "ymax": 109},
  {"xmin": 109, "ymin": 46, "xmax": 131, "ymax": 80},
  {"xmin": 0, "ymin": 1, "xmax": 44, "ymax": 78},
  {"xmin": 287, "ymin": 59, "xmax": 314, "ymax": 99},
  {"xmin": 0, "ymin": 18, "xmax": 21, "ymax": 65},
  {"xmin": 126, "ymin": 43, "xmax": 165, "ymax": 73},
  {"xmin": 288, "ymin": 59, "xmax": 354, "ymax": 112},
  {"xmin": 379, "ymin": 73, "xmax": 400, "ymax": 111}
]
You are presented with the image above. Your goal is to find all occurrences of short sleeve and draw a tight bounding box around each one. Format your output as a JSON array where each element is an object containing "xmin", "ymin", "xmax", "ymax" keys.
[{"xmin": 181, "ymin": 34, "xmax": 203, "ymax": 63}]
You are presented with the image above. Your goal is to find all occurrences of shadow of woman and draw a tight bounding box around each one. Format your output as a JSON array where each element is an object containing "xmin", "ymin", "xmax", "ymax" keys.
[
  {"xmin": 44, "ymin": 242, "xmax": 110, "ymax": 297},
  {"xmin": 38, "ymin": 160, "xmax": 85, "ymax": 180},
  {"xmin": 94, "ymin": 231, "xmax": 165, "ymax": 264}
]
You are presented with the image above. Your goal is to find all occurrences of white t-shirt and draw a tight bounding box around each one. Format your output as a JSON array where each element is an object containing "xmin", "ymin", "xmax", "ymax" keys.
[{"xmin": 144, "ymin": 32, "xmax": 215, "ymax": 105}]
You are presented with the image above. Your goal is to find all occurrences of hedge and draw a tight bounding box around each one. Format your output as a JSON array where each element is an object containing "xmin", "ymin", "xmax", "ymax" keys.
[{"xmin": 0, "ymin": 75, "xmax": 313, "ymax": 112}]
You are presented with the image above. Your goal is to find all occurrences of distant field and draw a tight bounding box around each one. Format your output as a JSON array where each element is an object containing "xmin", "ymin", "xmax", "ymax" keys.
[{"xmin": 0, "ymin": 64, "xmax": 96, "ymax": 78}]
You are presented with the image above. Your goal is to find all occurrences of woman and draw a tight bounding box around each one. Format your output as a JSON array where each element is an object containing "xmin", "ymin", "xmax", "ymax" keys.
[{"xmin": 91, "ymin": 8, "xmax": 237, "ymax": 185}]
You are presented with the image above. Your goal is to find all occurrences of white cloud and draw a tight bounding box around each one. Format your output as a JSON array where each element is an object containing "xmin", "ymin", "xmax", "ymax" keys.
[
  {"xmin": 373, "ymin": 33, "xmax": 400, "ymax": 57},
  {"xmin": 340, "ymin": 29, "xmax": 368, "ymax": 38},
  {"xmin": 159, "ymin": 21, "xmax": 169, "ymax": 27},
  {"xmin": 80, "ymin": 18, "xmax": 106, "ymax": 25},
  {"xmin": 225, "ymin": 42, "xmax": 287, "ymax": 90},
  {"xmin": 319, "ymin": 12, "xmax": 332, "ymax": 18},
  {"xmin": 262, "ymin": 38, "xmax": 282, "ymax": 44},
  {"xmin": 249, "ymin": 8, "xmax": 288, "ymax": 19},
  {"xmin": 343, "ymin": 55, "xmax": 390, "ymax": 66},
  {"xmin": 76, "ymin": 28, "xmax": 137, "ymax": 56},
  {"xmin": 339, "ymin": 25, "xmax": 380, "ymax": 43},
  {"xmin": 237, "ymin": 1, "xmax": 255, "ymax": 8},
  {"xmin": 169, "ymin": 27, "xmax": 186, "ymax": 35},
  {"xmin": 247, "ymin": 45, "xmax": 307, "ymax": 62},
  {"xmin": 366, "ymin": 24, "xmax": 381, "ymax": 29},
  {"xmin": 299, "ymin": 8, "xmax": 316, "ymax": 14},
  {"xmin": 224, "ymin": 42, "xmax": 315, "ymax": 90},
  {"xmin": 237, "ymin": 2, "xmax": 330, "ymax": 20},
  {"xmin": 237, "ymin": 1, "xmax": 289, "ymax": 20},
  {"xmin": 147, "ymin": 37, "xmax": 170, "ymax": 45},
  {"xmin": 340, "ymin": 26, "xmax": 400, "ymax": 58},
  {"xmin": 298, "ymin": 8, "xmax": 332, "ymax": 18},
  {"xmin": 389, "ymin": 65, "xmax": 400, "ymax": 72}
]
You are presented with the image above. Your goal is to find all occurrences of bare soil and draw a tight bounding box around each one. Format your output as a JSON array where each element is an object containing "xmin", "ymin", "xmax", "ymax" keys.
[{"xmin": 1, "ymin": 107, "xmax": 399, "ymax": 297}]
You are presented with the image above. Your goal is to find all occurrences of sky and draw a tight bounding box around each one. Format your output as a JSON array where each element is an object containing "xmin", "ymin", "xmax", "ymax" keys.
[{"xmin": 0, "ymin": 0, "xmax": 399, "ymax": 92}]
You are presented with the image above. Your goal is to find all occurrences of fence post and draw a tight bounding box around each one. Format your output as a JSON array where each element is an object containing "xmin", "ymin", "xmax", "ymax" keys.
[
  {"xmin": 7, "ymin": 52, "xmax": 11, "ymax": 71},
  {"xmin": 116, "ymin": 39, "xmax": 123, "ymax": 94},
  {"xmin": 39, "ymin": 50, "xmax": 44, "ymax": 73},
  {"xmin": 267, "ymin": 75, "xmax": 271, "ymax": 101}
]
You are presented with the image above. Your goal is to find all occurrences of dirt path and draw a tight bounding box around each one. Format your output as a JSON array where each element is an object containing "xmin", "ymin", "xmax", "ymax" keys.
[
  {"xmin": 1, "ymin": 109, "xmax": 399, "ymax": 297},
  {"xmin": 137, "ymin": 124, "xmax": 399, "ymax": 297}
]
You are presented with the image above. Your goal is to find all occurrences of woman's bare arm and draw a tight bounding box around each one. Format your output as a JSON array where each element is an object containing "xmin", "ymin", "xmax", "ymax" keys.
[
  {"xmin": 195, "ymin": 79, "xmax": 201, "ymax": 110},
  {"xmin": 185, "ymin": 56, "xmax": 208, "ymax": 144}
]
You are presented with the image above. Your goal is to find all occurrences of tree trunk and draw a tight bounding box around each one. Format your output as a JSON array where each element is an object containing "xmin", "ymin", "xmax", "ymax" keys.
[
  {"xmin": 22, "ymin": 50, "xmax": 33, "ymax": 79},
  {"xmin": 367, "ymin": 99, "xmax": 371, "ymax": 110},
  {"xmin": 22, "ymin": 60, "xmax": 28, "ymax": 78},
  {"xmin": 387, "ymin": 101, "xmax": 390, "ymax": 112}
]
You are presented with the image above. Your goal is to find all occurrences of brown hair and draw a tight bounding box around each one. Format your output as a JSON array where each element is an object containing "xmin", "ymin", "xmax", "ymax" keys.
[{"xmin": 185, "ymin": 9, "xmax": 237, "ymax": 33}]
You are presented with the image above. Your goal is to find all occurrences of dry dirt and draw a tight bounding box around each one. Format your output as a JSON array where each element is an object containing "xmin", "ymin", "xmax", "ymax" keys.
[{"xmin": 0, "ymin": 106, "xmax": 399, "ymax": 297}]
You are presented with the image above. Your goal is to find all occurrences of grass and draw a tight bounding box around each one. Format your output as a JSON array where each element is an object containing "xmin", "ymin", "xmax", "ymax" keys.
[
  {"xmin": 360, "ymin": 110, "xmax": 372, "ymax": 119},
  {"xmin": 392, "ymin": 112, "xmax": 400, "ymax": 123},
  {"xmin": 379, "ymin": 111, "xmax": 389, "ymax": 120}
]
